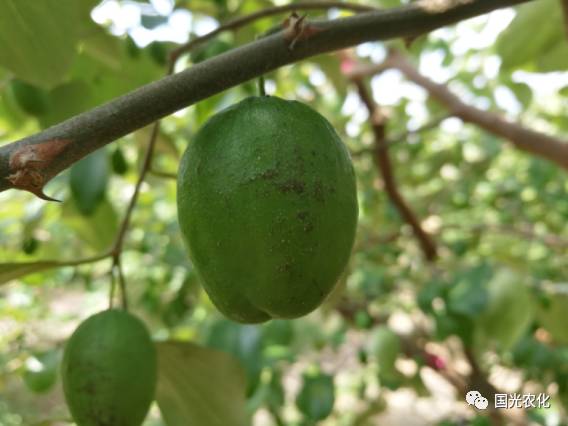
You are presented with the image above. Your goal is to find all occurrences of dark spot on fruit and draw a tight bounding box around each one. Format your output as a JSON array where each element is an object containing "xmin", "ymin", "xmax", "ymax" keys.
[
  {"xmin": 311, "ymin": 150, "xmax": 316, "ymax": 157},
  {"xmin": 260, "ymin": 168, "xmax": 278, "ymax": 180},
  {"xmin": 313, "ymin": 181, "xmax": 325, "ymax": 202},
  {"xmin": 312, "ymin": 279, "xmax": 324, "ymax": 297},
  {"xmin": 279, "ymin": 179, "xmax": 305, "ymax": 194},
  {"xmin": 297, "ymin": 211, "xmax": 313, "ymax": 232}
]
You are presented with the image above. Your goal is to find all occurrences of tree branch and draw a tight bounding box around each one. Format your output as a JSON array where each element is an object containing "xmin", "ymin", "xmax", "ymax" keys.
[
  {"xmin": 0, "ymin": 0, "xmax": 530, "ymax": 196},
  {"xmin": 383, "ymin": 50, "xmax": 568, "ymax": 171},
  {"xmin": 351, "ymin": 113, "xmax": 451, "ymax": 157},
  {"xmin": 169, "ymin": 1, "xmax": 378, "ymax": 63},
  {"xmin": 562, "ymin": 0, "xmax": 568, "ymax": 40},
  {"xmin": 352, "ymin": 78, "xmax": 438, "ymax": 261}
]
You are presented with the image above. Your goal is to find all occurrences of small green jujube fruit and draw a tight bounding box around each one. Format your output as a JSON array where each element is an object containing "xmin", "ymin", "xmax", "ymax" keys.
[
  {"xmin": 61, "ymin": 309, "xmax": 157, "ymax": 426},
  {"xmin": 296, "ymin": 371, "xmax": 335, "ymax": 421},
  {"xmin": 367, "ymin": 326, "xmax": 401, "ymax": 373},
  {"xmin": 177, "ymin": 96, "xmax": 358, "ymax": 323}
]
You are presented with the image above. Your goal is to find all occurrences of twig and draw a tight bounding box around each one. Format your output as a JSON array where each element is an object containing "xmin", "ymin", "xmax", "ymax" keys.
[
  {"xmin": 387, "ymin": 113, "xmax": 451, "ymax": 145},
  {"xmin": 169, "ymin": 1, "xmax": 377, "ymax": 63},
  {"xmin": 110, "ymin": 121, "xmax": 162, "ymax": 259},
  {"xmin": 351, "ymin": 78, "xmax": 438, "ymax": 261},
  {"xmin": 0, "ymin": 0, "xmax": 531, "ymax": 196},
  {"xmin": 384, "ymin": 49, "xmax": 568, "ymax": 170},
  {"xmin": 149, "ymin": 167, "xmax": 177, "ymax": 180},
  {"xmin": 449, "ymin": 223, "xmax": 568, "ymax": 251},
  {"xmin": 562, "ymin": 0, "xmax": 568, "ymax": 41},
  {"xmin": 267, "ymin": 406, "xmax": 286, "ymax": 426},
  {"xmin": 351, "ymin": 113, "xmax": 451, "ymax": 157},
  {"xmin": 108, "ymin": 109, "xmax": 162, "ymax": 311},
  {"xmin": 114, "ymin": 258, "xmax": 128, "ymax": 310},
  {"xmin": 108, "ymin": 267, "xmax": 116, "ymax": 309},
  {"xmin": 464, "ymin": 346, "xmax": 505, "ymax": 424},
  {"xmin": 336, "ymin": 302, "xmax": 509, "ymax": 424},
  {"xmin": 0, "ymin": 252, "xmax": 111, "ymax": 287}
]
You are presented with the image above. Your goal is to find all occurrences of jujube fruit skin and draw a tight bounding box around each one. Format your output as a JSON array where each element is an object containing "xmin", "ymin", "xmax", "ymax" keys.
[
  {"xmin": 61, "ymin": 309, "xmax": 157, "ymax": 426},
  {"xmin": 177, "ymin": 96, "xmax": 358, "ymax": 323}
]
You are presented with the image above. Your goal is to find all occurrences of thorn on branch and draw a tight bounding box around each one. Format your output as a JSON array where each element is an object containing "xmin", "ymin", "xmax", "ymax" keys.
[
  {"xmin": 6, "ymin": 139, "xmax": 71, "ymax": 202},
  {"xmin": 283, "ymin": 12, "xmax": 322, "ymax": 50}
]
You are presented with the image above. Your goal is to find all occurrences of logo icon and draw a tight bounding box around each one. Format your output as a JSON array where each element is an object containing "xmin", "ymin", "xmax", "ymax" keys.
[{"xmin": 466, "ymin": 390, "xmax": 489, "ymax": 410}]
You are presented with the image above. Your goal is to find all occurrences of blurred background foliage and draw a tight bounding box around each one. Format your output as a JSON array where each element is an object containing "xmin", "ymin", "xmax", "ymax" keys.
[{"xmin": 0, "ymin": 0, "xmax": 567, "ymax": 425}]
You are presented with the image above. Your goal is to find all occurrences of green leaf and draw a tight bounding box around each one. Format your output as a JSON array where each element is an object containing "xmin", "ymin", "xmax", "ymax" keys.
[
  {"xmin": 7, "ymin": 80, "xmax": 50, "ymax": 116},
  {"xmin": 191, "ymin": 39, "xmax": 233, "ymax": 64},
  {"xmin": 536, "ymin": 40, "xmax": 568, "ymax": 72},
  {"xmin": 311, "ymin": 54, "xmax": 348, "ymax": 99},
  {"xmin": 507, "ymin": 81, "xmax": 533, "ymax": 109},
  {"xmin": 141, "ymin": 14, "xmax": 169, "ymax": 30},
  {"xmin": 81, "ymin": 26, "xmax": 124, "ymax": 69},
  {"xmin": 205, "ymin": 320, "xmax": 263, "ymax": 394},
  {"xmin": 496, "ymin": 0, "xmax": 566, "ymax": 71},
  {"xmin": 39, "ymin": 80, "xmax": 95, "ymax": 128},
  {"xmin": 0, "ymin": 261, "xmax": 60, "ymax": 286},
  {"xmin": 0, "ymin": 1, "xmax": 77, "ymax": 87},
  {"xmin": 537, "ymin": 293, "xmax": 568, "ymax": 345},
  {"xmin": 111, "ymin": 147, "xmax": 129, "ymax": 175},
  {"xmin": 262, "ymin": 320, "xmax": 294, "ymax": 347},
  {"xmin": 447, "ymin": 264, "xmax": 491, "ymax": 318},
  {"xmin": 475, "ymin": 268, "xmax": 535, "ymax": 352},
  {"xmin": 156, "ymin": 341, "xmax": 248, "ymax": 426},
  {"xmin": 70, "ymin": 149, "xmax": 109, "ymax": 216},
  {"xmin": 61, "ymin": 198, "xmax": 118, "ymax": 252},
  {"xmin": 70, "ymin": 43, "xmax": 163, "ymax": 105}
]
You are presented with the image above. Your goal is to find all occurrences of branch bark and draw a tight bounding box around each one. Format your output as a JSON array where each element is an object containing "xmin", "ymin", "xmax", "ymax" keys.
[
  {"xmin": 382, "ymin": 50, "xmax": 568, "ymax": 171},
  {"xmin": 352, "ymin": 78, "xmax": 438, "ymax": 261},
  {"xmin": 169, "ymin": 1, "xmax": 378, "ymax": 63},
  {"xmin": 562, "ymin": 0, "xmax": 568, "ymax": 40},
  {"xmin": 0, "ymin": 0, "xmax": 530, "ymax": 196}
]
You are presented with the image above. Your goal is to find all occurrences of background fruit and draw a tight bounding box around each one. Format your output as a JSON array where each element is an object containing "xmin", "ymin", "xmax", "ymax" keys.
[
  {"xmin": 61, "ymin": 309, "xmax": 157, "ymax": 426},
  {"xmin": 367, "ymin": 326, "xmax": 401, "ymax": 374},
  {"xmin": 474, "ymin": 268, "xmax": 535, "ymax": 352},
  {"xmin": 296, "ymin": 371, "xmax": 335, "ymax": 421},
  {"xmin": 22, "ymin": 349, "xmax": 60, "ymax": 394},
  {"xmin": 537, "ymin": 293, "xmax": 568, "ymax": 345},
  {"xmin": 177, "ymin": 96, "xmax": 358, "ymax": 323}
]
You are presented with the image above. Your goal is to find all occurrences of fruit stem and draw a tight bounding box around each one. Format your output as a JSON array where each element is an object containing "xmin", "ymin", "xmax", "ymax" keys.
[
  {"xmin": 110, "ymin": 259, "xmax": 129, "ymax": 311},
  {"xmin": 108, "ymin": 268, "xmax": 117, "ymax": 309},
  {"xmin": 258, "ymin": 75, "xmax": 266, "ymax": 96}
]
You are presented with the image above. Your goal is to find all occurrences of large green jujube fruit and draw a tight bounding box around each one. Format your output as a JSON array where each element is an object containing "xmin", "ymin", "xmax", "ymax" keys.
[
  {"xmin": 61, "ymin": 309, "xmax": 157, "ymax": 426},
  {"xmin": 177, "ymin": 96, "xmax": 358, "ymax": 323}
]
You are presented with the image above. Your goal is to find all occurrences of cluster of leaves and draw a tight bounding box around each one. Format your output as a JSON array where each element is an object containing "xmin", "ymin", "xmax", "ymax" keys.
[{"xmin": 1, "ymin": 0, "xmax": 568, "ymax": 425}]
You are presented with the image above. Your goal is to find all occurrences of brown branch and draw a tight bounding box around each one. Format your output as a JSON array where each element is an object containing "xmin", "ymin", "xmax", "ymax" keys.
[
  {"xmin": 170, "ymin": 1, "xmax": 378, "ymax": 63},
  {"xmin": 351, "ymin": 78, "xmax": 438, "ymax": 261},
  {"xmin": 108, "ymin": 58, "xmax": 179, "ymax": 303},
  {"xmin": 149, "ymin": 167, "xmax": 177, "ymax": 180},
  {"xmin": 562, "ymin": 0, "xmax": 568, "ymax": 40},
  {"xmin": 0, "ymin": 0, "xmax": 532, "ymax": 197},
  {"xmin": 452, "ymin": 223, "xmax": 568, "ymax": 251},
  {"xmin": 334, "ymin": 300, "xmax": 504, "ymax": 423},
  {"xmin": 385, "ymin": 50, "xmax": 568, "ymax": 171},
  {"xmin": 351, "ymin": 113, "xmax": 451, "ymax": 157},
  {"xmin": 110, "ymin": 121, "xmax": 161, "ymax": 259}
]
